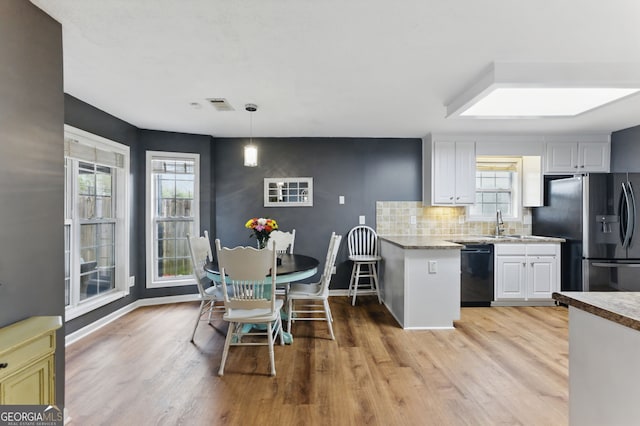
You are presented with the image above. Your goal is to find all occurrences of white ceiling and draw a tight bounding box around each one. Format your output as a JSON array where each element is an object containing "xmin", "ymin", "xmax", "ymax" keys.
[{"xmin": 30, "ymin": 0, "xmax": 640, "ymax": 138}]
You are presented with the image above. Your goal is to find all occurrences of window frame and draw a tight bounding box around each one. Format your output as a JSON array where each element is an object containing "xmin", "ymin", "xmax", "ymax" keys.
[
  {"xmin": 263, "ymin": 177, "xmax": 314, "ymax": 207},
  {"xmin": 466, "ymin": 157, "xmax": 522, "ymax": 222},
  {"xmin": 64, "ymin": 125, "xmax": 130, "ymax": 321},
  {"xmin": 145, "ymin": 151, "xmax": 200, "ymax": 288}
]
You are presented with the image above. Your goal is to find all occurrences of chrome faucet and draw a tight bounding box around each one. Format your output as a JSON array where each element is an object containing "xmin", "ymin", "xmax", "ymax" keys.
[{"xmin": 496, "ymin": 209, "xmax": 505, "ymax": 236}]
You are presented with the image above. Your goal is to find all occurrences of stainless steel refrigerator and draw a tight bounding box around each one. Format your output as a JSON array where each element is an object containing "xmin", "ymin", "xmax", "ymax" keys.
[{"xmin": 532, "ymin": 173, "xmax": 640, "ymax": 292}]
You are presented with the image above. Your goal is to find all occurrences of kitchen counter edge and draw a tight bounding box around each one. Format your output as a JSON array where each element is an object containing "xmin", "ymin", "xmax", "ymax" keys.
[
  {"xmin": 553, "ymin": 291, "xmax": 640, "ymax": 332},
  {"xmin": 379, "ymin": 234, "xmax": 564, "ymax": 250},
  {"xmin": 379, "ymin": 236, "xmax": 463, "ymax": 250}
]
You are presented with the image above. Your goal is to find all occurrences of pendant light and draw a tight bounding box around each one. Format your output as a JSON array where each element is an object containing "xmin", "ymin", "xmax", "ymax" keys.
[{"xmin": 244, "ymin": 103, "xmax": 258, "ymax": 167}]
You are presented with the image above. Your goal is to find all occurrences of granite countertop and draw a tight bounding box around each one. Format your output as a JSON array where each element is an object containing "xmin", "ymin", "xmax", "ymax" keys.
[
  {"xmin": 379, "ymin": 236, "xmax": 463, "ymax": 249},
  {"xmin": 553, "ymin": 291, "xmax": 640, "ymax": 332},
  {"xmin": 448, "ymin": 235, "xmax": 565, "ymax": 244},
  {"xmin": 379, "ymin": 234, "xmax": 565, "ymax": 249}
]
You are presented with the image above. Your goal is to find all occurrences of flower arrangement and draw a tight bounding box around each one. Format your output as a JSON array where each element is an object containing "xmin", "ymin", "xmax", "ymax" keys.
[{"xmin": 245, "ymin": 217, "xmax": 278, "ymax": 249}]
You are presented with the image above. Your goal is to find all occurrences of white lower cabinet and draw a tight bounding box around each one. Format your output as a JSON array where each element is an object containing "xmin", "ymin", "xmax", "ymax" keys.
[{"xmin": 494, "ymin": 243, "xmax": 560, "ymax": 303}]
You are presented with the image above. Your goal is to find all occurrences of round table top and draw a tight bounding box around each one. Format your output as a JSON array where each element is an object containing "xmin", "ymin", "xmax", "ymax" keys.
[{"xmin": 204, "ymin": 253, "xmax": 319, "ymax": 283}]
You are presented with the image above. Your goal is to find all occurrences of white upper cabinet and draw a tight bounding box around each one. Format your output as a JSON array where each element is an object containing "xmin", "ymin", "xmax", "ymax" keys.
[
  {"xmin": 544, "ymin": 136, "xmax": 610, "ymax": 174},
  {"xmin": 522, "ymin": 156, "xmax": 543, "ymax": 207},
  {"xmin": 424, "ymin": 137, "xmax": 476, "ymax": 206}
]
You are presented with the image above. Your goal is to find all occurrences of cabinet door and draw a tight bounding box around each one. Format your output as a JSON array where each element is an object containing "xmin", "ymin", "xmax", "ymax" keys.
[
  {"xmin": 432, "ymin": 142, "xmax": 457, "ymax": 204},
  {"xmin": 0, "ymin": 357, "xmax": 53, "ymax": 405},
  {"xmin": 545, "ymin": 142, "xmax": 578, "ymax": 173},
  {"xmin": 495, "ymin": 256, "xmax": 526, "ymax": 299},
  {"xmin": 522, "ymin": 156, "xmax": 543, "ymax": 207},
  {"xmin": 454, "ymin": 141, "xmax": 476, "ymax": 204},
  {"xmin": 527, "ymin": 255, "xmax": 556, "ymax": 299},
  {"xmin": 579, "ymin": 142, "xmax": 610, "ymax": 172}
]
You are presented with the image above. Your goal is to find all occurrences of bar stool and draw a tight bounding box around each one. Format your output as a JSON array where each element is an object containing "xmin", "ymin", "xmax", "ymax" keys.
[{"xmin": 347, "ymin": 225, "xmax": 382, "ymax": 306}]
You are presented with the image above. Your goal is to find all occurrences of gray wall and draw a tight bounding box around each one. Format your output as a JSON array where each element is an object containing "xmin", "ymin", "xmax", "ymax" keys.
[
  {"xmin": 0, "ymin": 0, "xmax": 65, "ymax": 406},
  {"xmin": 63, "ymin": 100, "xmax": 218, "ymax": 329},
  {"xmin": 63, "ymin": 94, "xmax": 422, "ymax": 317},
  {"xmin": 214, "ymin": 137, "xmax": 421, "ymax": 289},
  {"xmin": 63, "ymin": 95, "xmax": 140, "ymax": 334},
  {"xmin": 611, "ymin": 125, "xmax": 640, "ymax": 172},
  {"xmin": 136, "ymin": 130, "xmax": 215, "ymax": 298}
]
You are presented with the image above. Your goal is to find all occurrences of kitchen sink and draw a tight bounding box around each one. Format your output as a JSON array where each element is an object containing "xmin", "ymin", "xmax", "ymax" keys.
[
  {"xmin": 506, "ymin": 235, "xmax": 548, "ymax": 240},
  {"xmin": 483, "ymin": 234, "xmax": 547, "ymax": 241}
]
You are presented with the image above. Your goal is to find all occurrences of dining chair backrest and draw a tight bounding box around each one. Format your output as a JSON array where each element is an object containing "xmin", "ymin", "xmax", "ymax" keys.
[
  {"xmin": 347, "ymin": 225, "xmax": 378, "ymax": 257},
  {"xmin": 319, "ymin": 233, "xmax": 342, "ymax": 296},
  {"xmin": 215, "ymin": 239, "xmax": 278, "ymax": 312},
  {"xmin": 268, "ymin": 229, "xmax": 296, "ymax": 254},
  {"xmin": 187, "ymin": 231, "xmax": 214, "ymax": 296}
]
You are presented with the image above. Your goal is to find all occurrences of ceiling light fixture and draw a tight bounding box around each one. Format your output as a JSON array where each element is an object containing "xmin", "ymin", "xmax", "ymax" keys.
[
  {"xmin": 446, "ymin": 62, "xmax": 640, "ymax": 119},
  {"xmin": 244, "ymin": 103, "xmax": 258, "ymax": 167}
]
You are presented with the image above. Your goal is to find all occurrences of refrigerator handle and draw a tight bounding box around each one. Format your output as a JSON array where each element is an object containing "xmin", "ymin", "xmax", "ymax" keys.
[
  {"xmin": 592, "ymin": 262, "xmax": 640, "ymax": 268},
  {"xmin": 620, "ymin": 182, "xmax": 628, "ymax": 247},
  {"xmin": 621, "ymin": 182, "xmax": 633, "ymax": 249},
  {"xmin": 628, "ymin": 181, "xmax": 636, "ymax": 247}
]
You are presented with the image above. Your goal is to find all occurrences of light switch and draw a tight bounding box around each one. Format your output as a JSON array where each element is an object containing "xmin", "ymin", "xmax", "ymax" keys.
[
  {"xmin": 410, "ymin": 215, "xmax": 417, "ymax": 224},
  {"xmin": 339, "ymin": 195, "xmax": 345, "ymax": 205},
  {"xmin": 359, "ymin": 215, "xmax": 365, "ymax": 225},
  {"xmin": 428, "ymin": 260, "xmax": 438, "ymax": 274}
]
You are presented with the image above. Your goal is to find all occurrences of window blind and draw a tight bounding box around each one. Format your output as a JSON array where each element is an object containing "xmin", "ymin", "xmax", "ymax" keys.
[
  {"xmin": 64, "ymin": 138, "xmax": 125, "ymax": 168},
  {"xmin": 476, "ymin": 161, "xmax": 518, "ymax": 172}
]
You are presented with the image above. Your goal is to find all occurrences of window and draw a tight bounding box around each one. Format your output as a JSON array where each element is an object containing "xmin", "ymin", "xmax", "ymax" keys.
[
  {"xmin": 264, "ymin": 177, "xmax": 313, "ymax": 207},
  {"xmin": 146, "ymin": 152, "xmax": 199, "ymax": 288},
  {"xmin": 64, "ymin": 126, "xmax": 130, "ymax": 321},
  {"xmin": 467, "ymin": 158, "xmax": 521, "ymax": 221}
]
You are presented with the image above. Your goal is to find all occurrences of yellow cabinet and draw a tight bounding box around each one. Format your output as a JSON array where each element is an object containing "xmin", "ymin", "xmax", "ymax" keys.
[{"xmin": 0, "ymin": 316, "xmax": 62, "ymax": 405}]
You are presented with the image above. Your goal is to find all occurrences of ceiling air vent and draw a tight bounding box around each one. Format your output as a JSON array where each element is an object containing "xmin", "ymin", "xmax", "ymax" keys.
[{"xmin": 206, "ymin": 98, "xmax": 235, "ymax": 111}]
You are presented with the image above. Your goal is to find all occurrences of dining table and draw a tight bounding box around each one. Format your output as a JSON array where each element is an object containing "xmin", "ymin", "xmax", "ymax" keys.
[{"xmin": 204, "ymin": 253, "xmax": 320, "ymax": 344}]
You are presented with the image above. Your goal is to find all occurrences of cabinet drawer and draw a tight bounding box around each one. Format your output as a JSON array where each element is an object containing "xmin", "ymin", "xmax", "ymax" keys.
[
  {"xmin": 495, "ymin": 244, "xmax": 526, "ymax": 255},
  {"xmin": 0, "ymin": 333, "xmax": 55, "ymax": 380},
  {"xmin": 526, "ymin": 244, "xmax": 558, "ymax": 256}
]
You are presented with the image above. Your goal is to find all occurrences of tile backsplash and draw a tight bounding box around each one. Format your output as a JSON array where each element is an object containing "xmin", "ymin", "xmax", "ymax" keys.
[{"xmin": 376, "ymin": 201, "xmax": 532, "ymax": 236}]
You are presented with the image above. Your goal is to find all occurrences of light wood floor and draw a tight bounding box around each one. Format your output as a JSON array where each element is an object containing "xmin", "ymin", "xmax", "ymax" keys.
[{"xmin": 65, "ymin": 297, "xmax": 569, "ymax": 426}]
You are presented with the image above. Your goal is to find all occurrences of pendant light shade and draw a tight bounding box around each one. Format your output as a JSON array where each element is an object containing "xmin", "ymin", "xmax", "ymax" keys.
[
  {"xmin": 244, "ymin": 145, "xmax": 258, "ymax": 167},
  {"xmin": 244, "ymin": 103, "xmax": 258, "ymax": 167}
]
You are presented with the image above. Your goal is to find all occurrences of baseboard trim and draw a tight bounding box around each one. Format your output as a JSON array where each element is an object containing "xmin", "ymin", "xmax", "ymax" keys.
[
  {"xmin": 66, "ymin": 291, "xmax": 354, "ymax": 346},
  {"xmin": 491, "ymin": 300, "xmax": 557, "ymax": 307}
]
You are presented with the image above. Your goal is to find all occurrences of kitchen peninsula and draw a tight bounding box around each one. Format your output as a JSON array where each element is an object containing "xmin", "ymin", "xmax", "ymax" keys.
[
  {"xmin": 553, "ymin": 291, "xmax": 640, "ymax": 426},
  {"xmin": 379, "ymin": 236, "xmax": 463, "ymax": 329}
]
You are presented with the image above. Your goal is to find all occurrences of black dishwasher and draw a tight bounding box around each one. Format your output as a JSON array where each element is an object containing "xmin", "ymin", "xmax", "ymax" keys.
[{"xmin": 460, "ymin": 244, "xmax": 494, "ymax": 307}]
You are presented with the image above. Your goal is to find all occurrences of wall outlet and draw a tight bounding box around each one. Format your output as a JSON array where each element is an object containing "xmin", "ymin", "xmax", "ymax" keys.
[
  {"xmin": 128, "ymin": 276, "xmax": 135, "ymax": 287},
  {"xmin": 359, "ymin": 215, "xmax": 365, "ymax": 225},
  {"xmin": 523, "ymin": 214, "xmax": 532, "ymax": 225},
  {"xmin": 410, "ymin": 215, "xmax": 417, "ymax": 225},
  {"xmin": 428, "ymin": 260, "xmax": 437, "ymax": 274}
]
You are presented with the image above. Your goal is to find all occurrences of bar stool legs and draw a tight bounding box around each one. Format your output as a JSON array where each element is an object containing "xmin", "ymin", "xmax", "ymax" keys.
[{"xmin": 348, "ymin": 260, "xmax": 381, "ymax": 306}]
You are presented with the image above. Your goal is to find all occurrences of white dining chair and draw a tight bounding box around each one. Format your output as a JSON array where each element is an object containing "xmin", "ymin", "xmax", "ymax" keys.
[
  {"xmin": 269, "ymin": 229, "xmax": 296, "ymax": 254},
  {"xmin": 269, "ymin": 229, "xmax": 296, "ymax": 297},
  {"xmin": 215, "ymin": 239, "xmax": 285, "ymax": 376},
  {"xmin": 287, "ymin": 232, "xmax": 342, "ymax": 340},
  {"xmin": 347, "ymin": 225, "xmax": 382, "ymax": 306},
  {"xmin": 186, "ymin": 231, "xmax": 225, "ymax": 342}
]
